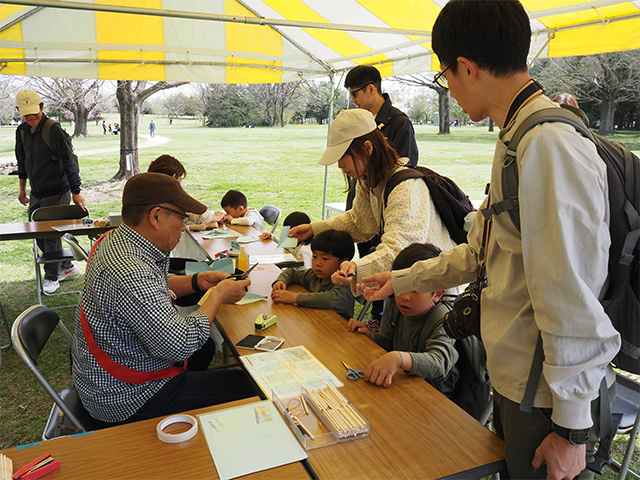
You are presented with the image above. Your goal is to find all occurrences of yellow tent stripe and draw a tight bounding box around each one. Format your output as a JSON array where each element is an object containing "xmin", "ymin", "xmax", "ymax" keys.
[
  {"xmin": 549, "ymin": 18, "xmax": 640, "ymax": 57},
  {"xmin": 265, "ymin": 0, "xmax": 391, "ymax": 67},
  {"xmin": 0, "ymin": 4, "xmax": 25, "ymax": 75},
  {"xmin": 529, "ymin": 2, "xmax": 640, "ymax": 28},
  {"xmin": 225, "ymin": 0, "xmax": 282, "ymax": 83},
  {"xmin": 95, "ymin": 0, "xmax": 165, "ymax": 80}
]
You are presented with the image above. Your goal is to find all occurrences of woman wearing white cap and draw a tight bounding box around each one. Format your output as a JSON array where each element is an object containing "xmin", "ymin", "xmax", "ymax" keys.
[{"xmin": 290, "ymin": 108, "xmax": 457, "ymax": 296}]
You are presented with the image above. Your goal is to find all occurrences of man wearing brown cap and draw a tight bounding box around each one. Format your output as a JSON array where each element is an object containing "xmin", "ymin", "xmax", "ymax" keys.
[
  {"xmin": 15, "ymin": 89, "xmax": 85, "ymax": 294},
  {"xmin": 71, "ymin": 173, "xmax": 255, "ymax": 426}
]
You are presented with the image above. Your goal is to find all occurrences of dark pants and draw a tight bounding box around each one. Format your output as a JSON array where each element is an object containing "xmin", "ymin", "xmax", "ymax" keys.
[
  {"xmin": 28, "ymin": 191, "xmax": 73, "ymax": 281},
  {"xmin": 93, "ymin": 367, "xmax": 256, "ymax": 428},
  {"xmin": 493, "ymin": 382, "xmax": 615, "ymax": 479}
]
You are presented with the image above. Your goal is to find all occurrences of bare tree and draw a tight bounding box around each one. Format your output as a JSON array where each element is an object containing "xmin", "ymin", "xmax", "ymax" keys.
[
  {"xmin": 536, "ymin": 51, "xmax": 640, "ymax": 135},
  {"xmin": 0, "ymin": 74, "xmax": 27, "ymax": 125},
  {"xmin": 30, "ymin": 78, "xmax": 106, "ymax": 137},
  {"xmin": 394, "ymin": 74, "xmax": 450, "ymax": 134},
  {"xmin": 276, "ymin": 82, "xmax": 302, "ymax": 127},
  {"xmin": 113, "ymin": 80, "xmax": 186, "ymax": 180}
]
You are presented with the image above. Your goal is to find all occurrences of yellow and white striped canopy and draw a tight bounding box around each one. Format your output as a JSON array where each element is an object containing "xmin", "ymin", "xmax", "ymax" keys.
[{"xmin": 1, "ymin": 0, "xmax": 639, "ymax": 83}]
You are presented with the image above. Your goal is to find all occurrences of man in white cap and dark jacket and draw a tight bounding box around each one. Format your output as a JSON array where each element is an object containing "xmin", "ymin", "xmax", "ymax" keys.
[{"xmin": 15, "ymin": 89, "xmax": 85, "ymax": 294}]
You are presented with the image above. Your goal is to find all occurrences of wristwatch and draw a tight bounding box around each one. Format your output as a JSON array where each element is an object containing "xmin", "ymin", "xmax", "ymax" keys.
[
  {"xmin": 72, "ymin": 187, "xmax": 81, "ymax": 195},
  {"xmin": 552, "ymin": 423, "xmax": 591, "ymax": 445}
]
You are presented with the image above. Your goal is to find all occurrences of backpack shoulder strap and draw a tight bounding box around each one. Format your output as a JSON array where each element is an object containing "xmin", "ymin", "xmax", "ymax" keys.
[
  {"xmin": 383, "ymin": 167, "xmax": 424, "ymax": 209},
  {"xmin": 41, "ymin": 118, "xmax": 59, "ymax": 152},
  {"xmin": 417, "ymin": 301, "xmax": 451, "ymax": 348},
  {"xmin": 481, "ymin": 107, "xmax": 595, "ymax": 231}
]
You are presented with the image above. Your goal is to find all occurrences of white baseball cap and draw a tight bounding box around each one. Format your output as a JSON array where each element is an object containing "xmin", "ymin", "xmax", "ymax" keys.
[
  {"xmin": 15, "ymin": 90, "xmax": 43, "ymax": 116},
  {"xmin": 318, "ymin": 109, "xmax": 377, "ymax": 166}
]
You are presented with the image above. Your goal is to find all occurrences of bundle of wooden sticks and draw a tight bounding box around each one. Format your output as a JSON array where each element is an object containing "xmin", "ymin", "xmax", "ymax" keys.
[
  {"xmin": 0, "ymin": 453, "xmax": 12, "ymax": 480},
  {"xmin": 304, "ymin": 384, "xmax": 369, "ymax": 439}
]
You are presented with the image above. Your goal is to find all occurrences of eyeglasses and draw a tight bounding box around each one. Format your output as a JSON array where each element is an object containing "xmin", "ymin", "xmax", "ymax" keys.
[
  {"xmin": 349, "ymin": 82, "xmax": 373, "ymax": 98},
  {"xmin": 432, "ymin": 65, "xmax": 451, "ymax": 90},
  {"xmin": 154, "ymin": 206, "xmax": 189, "ymax": 225}
]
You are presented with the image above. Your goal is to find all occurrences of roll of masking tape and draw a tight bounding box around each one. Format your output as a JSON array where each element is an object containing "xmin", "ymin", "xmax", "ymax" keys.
[{"xmin": 156, "ymin": 414, "xmax": 198, "ymax": 443}]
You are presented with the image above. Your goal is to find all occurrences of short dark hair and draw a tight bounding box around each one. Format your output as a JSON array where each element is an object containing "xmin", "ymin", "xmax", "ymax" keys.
[
  {"xmin": 344, "ymin": 65, "xmax": 382, "ymax": 95},
  {"xmin": 347, "ymin": 129, "xmax": 400, "ymax": 189},
  {"xmin": 311, "ymin": 229, "xmax": 355, "ymax": 261},
  {"xmin": 284, "ymin": 211, "xmax": 312, "ymax": 245},
  {"xmin": 221, "ymin": 189, "xmax": 247, "ymax": 209},
  {"xmin": 432, "ymin": 0, "xmax": 530, "ymax": 76},
  {"xmin": 392, "ymin": 243, "xmax": 442, "ymax": 271},
  {"xmin": 148, "ymin": 155, "xmax": 187, "ymax": 180},
  {"xmin": 283, "ymin": 211, "xmax": 310, "ymax": 228}
]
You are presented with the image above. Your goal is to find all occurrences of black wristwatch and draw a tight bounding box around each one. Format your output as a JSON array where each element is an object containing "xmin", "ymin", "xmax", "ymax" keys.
[
  {"xmin": 552, "ymin": 423, "xmax": 591, "ymax": 445},
  {"xmin": 191, "ymin": 272, "xmax": 202, "ymax": 292},
  {"xmin": 72, "ymin": 188, "xmax": 81, "ymax": 195}
]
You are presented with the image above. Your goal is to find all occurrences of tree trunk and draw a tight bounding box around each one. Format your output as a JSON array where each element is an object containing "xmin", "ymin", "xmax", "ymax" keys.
[
  {"xmin": 72, "ymin": 105, "xmax": 89, "ymax": 137},
  {"xmin": 438, "ymin": 90, "xmax": 450, "ymax": 135},
  {"xmin": 113, "ymin": 81, "xmax": 142, "ymax": 180},
  {"xmin": 488, "ymin": 118, "xmax": 494, "ymax": 132},
  {"xmin": 598, "ymin": 97, "xmax": 616, "ymax": 136}
]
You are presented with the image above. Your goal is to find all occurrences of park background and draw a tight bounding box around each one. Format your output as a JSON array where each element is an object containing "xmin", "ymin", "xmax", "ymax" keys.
[{"xmin": 1, "ymin": 50, "xmax": 639, "ymax": 476}]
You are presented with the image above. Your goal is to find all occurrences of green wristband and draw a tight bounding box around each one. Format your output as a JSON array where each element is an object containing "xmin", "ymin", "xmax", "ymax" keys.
[{"xmin": 398, "ymin": 351, "xmax": 404, "ymax": 369}]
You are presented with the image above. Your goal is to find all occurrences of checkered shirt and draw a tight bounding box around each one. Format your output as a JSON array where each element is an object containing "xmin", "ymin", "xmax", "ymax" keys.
[{"xmin": 71, "ymin": 224, "xmax": 210, "ymax": 423}]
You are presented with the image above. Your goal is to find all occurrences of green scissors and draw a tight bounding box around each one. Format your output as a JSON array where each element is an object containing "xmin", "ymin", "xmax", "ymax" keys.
[{"xmin": 342, "ymin": 361, "xmax": 365, "ymax": 381}]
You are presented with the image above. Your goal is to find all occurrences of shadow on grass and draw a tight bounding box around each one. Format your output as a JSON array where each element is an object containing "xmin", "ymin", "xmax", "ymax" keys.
[{"xmin": 0, "ymin": 276, "xmax": 80, "ymax": 449}]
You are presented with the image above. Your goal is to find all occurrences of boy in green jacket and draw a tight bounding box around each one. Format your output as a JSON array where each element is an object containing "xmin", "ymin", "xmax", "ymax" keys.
[{"xmin": 272, "ymin": 229, "xmax": 355, "ymax": 320}]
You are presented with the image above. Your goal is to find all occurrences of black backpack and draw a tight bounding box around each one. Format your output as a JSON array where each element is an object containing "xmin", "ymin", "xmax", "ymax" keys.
[
  {"xmin": 383, "ymin": 166, "xmax": 475, "ymax": 244},
  {"xmin": 482, "ymin": 106, "xmax": 640, "ymax": 374},
  {"xmin": 20, "ymin": 118, "xmax": 79, "ymax": 165},
  {"xmin": 415, "ymin": 302, "xmax": 491, "ymax": 420}
]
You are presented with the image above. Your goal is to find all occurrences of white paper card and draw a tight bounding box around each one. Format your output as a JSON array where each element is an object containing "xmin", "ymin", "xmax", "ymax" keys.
[{"xmin": 199, "ymin": 400, "xmax": 307, "ymax": 480}]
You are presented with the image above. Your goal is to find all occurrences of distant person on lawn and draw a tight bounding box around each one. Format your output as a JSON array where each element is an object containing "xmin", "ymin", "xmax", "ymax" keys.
[{"xmin": 14, "ymin": 89, "xmax": 85, "ymax": 294}]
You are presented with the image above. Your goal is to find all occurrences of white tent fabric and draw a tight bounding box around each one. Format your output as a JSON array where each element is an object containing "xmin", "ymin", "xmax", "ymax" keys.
[{"xmin": 1, "ymin": 0, "xmax": 640, "ymax": 83}]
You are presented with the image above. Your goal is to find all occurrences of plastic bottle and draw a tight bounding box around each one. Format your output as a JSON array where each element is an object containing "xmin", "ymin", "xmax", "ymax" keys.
[{"xmin": 237, "ymin": 245, "xmax": 249, "ymax": 272}]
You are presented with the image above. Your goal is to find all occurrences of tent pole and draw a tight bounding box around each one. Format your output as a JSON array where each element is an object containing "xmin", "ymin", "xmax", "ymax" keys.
[{"xmin": 322, "ymin": 73, "xmax": 335, "ymax": 221}]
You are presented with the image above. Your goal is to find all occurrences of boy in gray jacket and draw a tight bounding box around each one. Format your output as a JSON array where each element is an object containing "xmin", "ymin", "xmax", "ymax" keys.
[
  {"xmin": 272, "ymin": 230, "xmax": 355, "ymax": 320},
  {"xmin": 348, "ymin": 243, "xmax": 459, "ymax": 397}
]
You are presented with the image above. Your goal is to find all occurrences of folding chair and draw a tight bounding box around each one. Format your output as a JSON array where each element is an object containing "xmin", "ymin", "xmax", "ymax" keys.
[
  {"xmin": 11, "ymin": 305, "xmax": 100, "ymax": 439},
  {"xmin": 62, "ymin": 233, "xmax": 90, "ymax": 262},
  {"xmin": 30, "ymin": 205, "xmax": 89, "ymax": 305},
  {"xmin": 259, "ymin": 206, "xmax": 282, "ymax": 234},
  {"xmin": 611, "ymin": 373, "xmax": 640, "ymax": 479}
]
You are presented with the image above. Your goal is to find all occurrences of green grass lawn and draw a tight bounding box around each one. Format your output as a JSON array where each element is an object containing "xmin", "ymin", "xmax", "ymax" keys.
[{"xmin": 0, "ymin": 117, "xmax": 637, "ymax": 478}]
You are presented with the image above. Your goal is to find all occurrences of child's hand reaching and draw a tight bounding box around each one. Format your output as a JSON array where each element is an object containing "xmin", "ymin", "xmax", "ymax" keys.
[
  {"xmin": 347, "ymin": 318, "xmax": 374, "ymax": 340},
  {"xmin": 364, "ymin": 351, "xmax": 405, "ymax": 387},
  {"xmin": 259, "ymin": 232, "xmax": 272, "ymax": 241},
  {"xmin": 271, "ymin": 289, "xmax": 297, "ymax": 304},
  {"xmin": 272, "ymin": 281, "xmax": 286, "ymax": 291}
]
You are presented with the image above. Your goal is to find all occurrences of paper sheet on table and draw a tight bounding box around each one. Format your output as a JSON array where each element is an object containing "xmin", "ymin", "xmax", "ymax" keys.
[
  {"xmin": 240, "ymin": 345, "xmax": 344, "ymax": 399},
  {"xmin": 237, "ymin": 236, "xmax": 260, "ymax": 244},
  {"xmin": 202, "ymin": 229, "xmax": 241, "ymax": 239},
  {"xmin": 235, "ymin": 292, "xmax": 267, "ymax": 305},
  {"xmin": 199, "ymin": 400, "xmax": 307, "ymax": 480},
  {"xmin": 198, "ymin": 290, "xmax": 266, "ymax": 306},
  {"xmin": 51, "ymin": 224, "xmax": 92, "ymax": 232},
  {"xmin": 276, "ymin": 226, "xmax": 298, "ymax": 249},
  {"xmin": 185, "ymin": 258, "xmax": 234, "ymax": 275},
  {"xmin": 249, "ymin": 254, "xmax": 298, "ymax": 264}
]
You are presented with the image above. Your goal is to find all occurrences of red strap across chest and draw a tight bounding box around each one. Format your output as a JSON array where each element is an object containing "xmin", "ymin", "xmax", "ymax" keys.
[{"xmin": 80, "ymin": 230, "xmax": 185, "ymax": 384}]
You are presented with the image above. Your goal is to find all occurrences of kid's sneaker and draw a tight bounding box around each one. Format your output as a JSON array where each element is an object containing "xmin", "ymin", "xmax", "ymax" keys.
[
  {"xmin": 43, "ymin": 279, "xmax": 60, "ymax": 294},
  {"xmin": 58, "ymin": 265, "xmax": 81, "ymax": 281}
]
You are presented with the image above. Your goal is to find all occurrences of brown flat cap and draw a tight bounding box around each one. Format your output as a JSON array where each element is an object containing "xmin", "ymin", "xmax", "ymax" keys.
[{"xmin": 123, "ymin": 172, "xmax": 206, "ymax": 214}]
